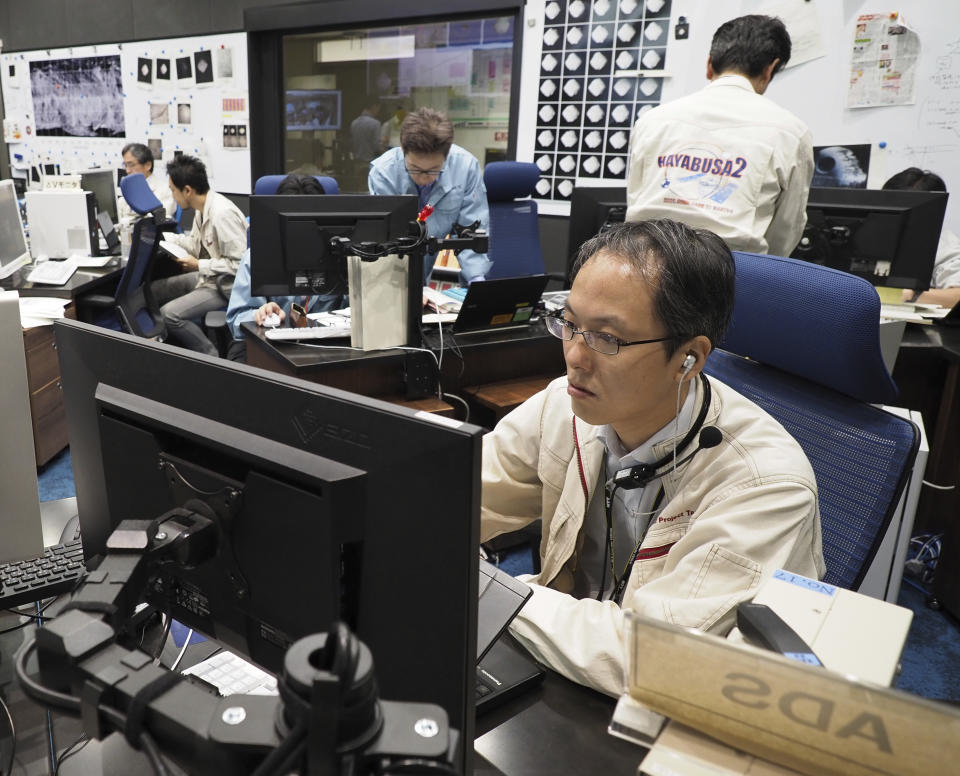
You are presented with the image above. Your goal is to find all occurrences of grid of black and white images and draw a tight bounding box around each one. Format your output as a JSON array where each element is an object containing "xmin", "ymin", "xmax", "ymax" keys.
[{"xmin": 534, "ymin": 0, "xmax": 670, "ymax": 201}]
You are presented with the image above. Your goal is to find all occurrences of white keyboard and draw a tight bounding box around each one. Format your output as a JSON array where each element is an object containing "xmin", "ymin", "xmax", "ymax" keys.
[
  {"xmin": 182, "ymin": 650, "xmax": 278, "ymax": 696},
  {"xmin": 26, "ymin": 257, "xmax": 79, "ymax": 286},
  {"xmin": 265, "ymin": 326, "xmax": 351, "ymax": 341},
  {"xmin": 72, "ymin": 254, "xmax": 116, "ymax": 268}
]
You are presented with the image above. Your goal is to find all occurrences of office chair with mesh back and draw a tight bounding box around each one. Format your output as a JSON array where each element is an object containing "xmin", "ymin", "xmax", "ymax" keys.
[
  {"xmin": 483, "ymin": 161, "xmax": 565, "ymax": 285},
  {"xmin": 704, "ymin": 251, "xmax": 919, "ymax": 591},
  {"xmin": 83, "ymin": 215, "xmax": 177, "ymax": 339}
]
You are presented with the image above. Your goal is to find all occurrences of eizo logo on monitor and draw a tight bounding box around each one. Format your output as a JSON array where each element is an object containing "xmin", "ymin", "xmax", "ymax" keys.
[{"xmin": 292, "ymin": 409, "xmax": 371, "ymax": 450}]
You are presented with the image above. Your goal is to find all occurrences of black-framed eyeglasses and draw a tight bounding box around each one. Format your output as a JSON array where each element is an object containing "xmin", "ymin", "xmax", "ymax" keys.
[
  {"xmin": 544, "ymin": 313, "xmax": 671, "ymax": 355},
  {"xmin": 405, "ymin": 165, "xmax": 444, "ymax": 177}
]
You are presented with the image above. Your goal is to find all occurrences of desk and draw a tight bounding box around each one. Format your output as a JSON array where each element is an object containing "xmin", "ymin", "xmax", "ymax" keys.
[
  {"xmin": 894, "ymin": 323, "xmax": 960, "ymax": 618},
  {"xmin": 243, "ymin": 320, "xmax": 565, "ymax": 425},
  {"xmin": 1, "ymin": 263, "xmax": 124, "ymax": 465}
]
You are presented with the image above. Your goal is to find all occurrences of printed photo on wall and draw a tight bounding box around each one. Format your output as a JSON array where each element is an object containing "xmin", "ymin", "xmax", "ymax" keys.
[
  {"xmin": 178, "ymin": 103, "xmax": 192, "ymax": 125},
  {"xmin": 176, "ymin": 56, "xmax": 193, "ymax": 85},
  {"xmin": 137, "ymin": 57, "xmax": 152, "ymax": 86},
  {"xmin": 156, "ymin": 59, "xmax": 171, "ymax": 81},
  {"xmin": 147, "ymin": 138, "xmax": 162, "ymax": 161},
  {"xmin": 214, "ymin": 47, "xmax": 233, "ymax": 81},
  {"xmin": 812, "ymin": 145, "xmax": 871, "ymax": 188},
  {"xmin": 149, "ymin": 102, "xmax": 169, "ymax": 125},
  {"xmin": 194, "ymin": 50, "xmax": 214, "ymax": 85},
  {"xmin": 222, "ymin": 123, "xmax": 248, "ymax": 149}
]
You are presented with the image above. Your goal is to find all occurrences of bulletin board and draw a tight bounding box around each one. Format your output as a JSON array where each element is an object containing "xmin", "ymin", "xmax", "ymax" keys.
[
  {"xmin": 518, "ymin": 0, "xmax": 960, "ymax": 232},
  {"xmin": 0, "ymin": 31, "xmax": 251, "ymax": 194}
]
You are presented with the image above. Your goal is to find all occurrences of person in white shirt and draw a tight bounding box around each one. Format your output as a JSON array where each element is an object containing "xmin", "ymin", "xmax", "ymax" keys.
[
  {"xmin": 883, "ymin": 167, "xmax": 960, "ymax": 309},
  {"xmin": 151, "ymin": 154, "xmax": 247, "ymax": 356},
  {"xmin": 117, "ymin": 143, "xmax": 177, "ymax": 221},
  {"xmin": 626, "ymin": 15, "xmax": 813, "ymax": 258}
]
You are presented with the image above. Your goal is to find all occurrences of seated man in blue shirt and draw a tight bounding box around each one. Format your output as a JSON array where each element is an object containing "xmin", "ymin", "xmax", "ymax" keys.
[
  {"xmin": 224, "ymin": 174, "xmax": 346, "ymax": 362},
  {"xmin": 368, "ymin": 107, "xmax": 491, "ymax": 284}
]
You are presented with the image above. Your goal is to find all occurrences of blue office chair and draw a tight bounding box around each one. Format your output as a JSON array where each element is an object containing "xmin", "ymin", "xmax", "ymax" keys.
[
  {"xmin": 253, "ymin": 175, "xmax": 340, "ymax": 195},
  {"xmin": 83, "ymin": 216, "xmax": 177, "ymax": 339},
  {"xmin": 484, "ymin": 161, "xmax": 564, "ymax": 285},
  {"xmin": 705, "ymin": 252, "xmax": 919, "ymax": 591},
  {"xmin": 120, "ymin": 173, "xmax": 166, "ymax": 219}
]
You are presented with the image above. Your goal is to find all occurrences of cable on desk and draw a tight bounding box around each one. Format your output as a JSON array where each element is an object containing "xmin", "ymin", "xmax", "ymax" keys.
[
  {"xmin": 921, "ymin": 479, "xmax": 956, "ymax": 490},
  {"xmin": 0, "ymin": 694, "xmax": 15, "ymax": 776},
  {"xmin": 152, "ymin": 614, "xmax": 172, "ymax": 666},
  {"xmin": 168, "ymin": 628, "xmax": 194, "ymax": 672},
  {"xmin": 139, "ymin": 730, "xmax": 171, "ymax": 776},
  {"xmin": 249, "ymin": 718, "xmax": 307, "ymax": 776},
  {"xmin": 442, "ymin": 392, "xmax": 470, "ymax": 423},
  {"xmin": 53, "ymin": 735, "xmax": 88, "ymax": 776}
]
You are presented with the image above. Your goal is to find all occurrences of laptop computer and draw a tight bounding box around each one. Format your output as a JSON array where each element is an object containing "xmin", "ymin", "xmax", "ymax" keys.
[
  {"xmin": 97, "ymin": 210, "xmax": 122, "ymax": 256},
  {"xmin": 476, "ymin": 559, "xmax": 545, "ymax": 713},
  {"xmin": 453, "ymin": 275, "xmax": 549, "ymax": 336}
]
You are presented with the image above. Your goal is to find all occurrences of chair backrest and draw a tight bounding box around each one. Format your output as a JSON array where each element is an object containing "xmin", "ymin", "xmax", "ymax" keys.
[
  {"xmin": 115, "ymin": 216, "xmax": 177, "ymax": 339},
  {"xmin": 721, "ymin": 251, "xmax": 898, "ymax": 404},
  {"xmin": 120, "ymin": 173, "xmax": 164, "ymax": 217},
  {"xmin": 483, "ymin": 161, "xmax": 545, "ymax": 279},
  {"xmin": 253, "ymin": 175, "xmax": 339, "ymax": 195},
  {"xmin": 705, "ymin": 251, "xmax": 919, "ymax": 590}
]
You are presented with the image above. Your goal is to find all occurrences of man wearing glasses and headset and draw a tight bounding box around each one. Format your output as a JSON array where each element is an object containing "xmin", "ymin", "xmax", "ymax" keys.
[
  {"xmin": 481, "ymin": 219, "xmax": 824, "ymax": 697},
  {"xmin": 368, "ymin": 107, "xmax": 491, "ymax": 284}
]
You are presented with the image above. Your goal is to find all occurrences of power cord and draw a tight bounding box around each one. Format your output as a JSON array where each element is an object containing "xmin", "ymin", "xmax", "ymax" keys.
[{"xmin": 0, "ymin": 695, "xmax": 14, "ymax": 776}]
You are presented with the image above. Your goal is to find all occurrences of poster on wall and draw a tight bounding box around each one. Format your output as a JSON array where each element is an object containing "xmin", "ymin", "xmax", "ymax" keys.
[
  {"xmin": 517, "ymin": 0, "xmax": 671, "ymax": 212},
  {"xmin": 29, "ymin": 55, "xmax": 125, "ymax": 137}
]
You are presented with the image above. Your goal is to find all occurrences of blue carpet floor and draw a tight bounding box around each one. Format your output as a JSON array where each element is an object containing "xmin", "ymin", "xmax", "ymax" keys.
[{"xmin": 40, "ymin": 446, "xmax": 960, "ymax": 702}]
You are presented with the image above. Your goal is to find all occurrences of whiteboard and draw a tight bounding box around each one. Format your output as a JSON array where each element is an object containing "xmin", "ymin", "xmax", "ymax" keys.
[
  {"xmin": 0, "ymin": 31, "xmax": 250, "ymax": 194},
  {"xmin": 519, "ymin": 0, "xmax": 960, "ymax": 232}
]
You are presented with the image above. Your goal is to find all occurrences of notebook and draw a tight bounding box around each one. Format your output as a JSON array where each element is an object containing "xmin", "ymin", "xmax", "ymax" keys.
[
  {"xmin": 453, "ymin": 275, "xmax": 549, "ymax": 336},
  {"xmin": 476, "ymin": 559, "xmax": 545, "ymax": 712}
]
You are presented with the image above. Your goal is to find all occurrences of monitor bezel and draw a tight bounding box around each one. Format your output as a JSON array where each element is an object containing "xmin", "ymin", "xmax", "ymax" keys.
[{"xmin": 0, "ymin": 179, "xmax": 32, "ymax": 280}]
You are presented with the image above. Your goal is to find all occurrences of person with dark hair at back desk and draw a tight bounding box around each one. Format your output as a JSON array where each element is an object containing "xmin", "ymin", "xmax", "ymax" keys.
[
  {"xmin": 224, "ymin": 174, "xmax": 347, "ymax": 362},
  {"xmin": 883, "ymin": 167, "xmax": 960, "ymax": 309},
  {"xmin": 481, "ymin": 219, "xmax": 825, "ymax": 697},
  {"xmin": 368, "ymin": 107, "xmax": 490, "ymax": 285},
  {"xmin": 625, "ymin": 15, "xmax": 813, "ymax": 258},
  {"xmin": 151, "ymin": 154, "xmax": 247, "ymax": 357}
]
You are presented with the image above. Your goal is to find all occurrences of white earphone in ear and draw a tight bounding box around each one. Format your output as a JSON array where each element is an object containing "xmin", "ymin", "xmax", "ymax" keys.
[{"xmin": 681, "ymin": 354, "xmax": 696, "ymax": 375}]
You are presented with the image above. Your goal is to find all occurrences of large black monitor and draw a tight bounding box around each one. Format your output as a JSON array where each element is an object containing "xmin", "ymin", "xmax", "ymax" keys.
[
  {"xmin": 55, "ymin": 319, "xmax": 482, "ymax": 773},
  {"xmin": 793, "ymin": 187, "xmax": 949, "ymax": 290},
  {"xmin": 80, "ymin": 168, "xmax": 119, "ymax": 223},
  {"xmin": 567, "ymin": 185, "xmax": 627, "ymax": 276},
  {"xmin": 249, "ymin": 193, "xmax": 418, "ymax": 297}
]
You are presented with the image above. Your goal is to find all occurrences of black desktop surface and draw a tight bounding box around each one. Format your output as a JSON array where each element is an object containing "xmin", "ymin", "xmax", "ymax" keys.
[{"xmin": 54, "ymin": 319, "xmax": 483, "ymax": 774}]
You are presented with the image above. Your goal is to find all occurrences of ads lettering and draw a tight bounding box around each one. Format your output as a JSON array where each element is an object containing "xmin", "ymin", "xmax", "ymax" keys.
[{"xmin": 721, "ymin": 672, "xmax": 893, "ymax": 754}]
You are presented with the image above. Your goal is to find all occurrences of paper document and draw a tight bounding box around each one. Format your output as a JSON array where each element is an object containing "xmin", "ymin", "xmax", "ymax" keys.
[
  {"xmin": 159, "ymin": 239, "xmax": 189, "ymax": 259},
  {"xmin": 19, "ymin": 296, "xmax": 69, "ymax": 328}
]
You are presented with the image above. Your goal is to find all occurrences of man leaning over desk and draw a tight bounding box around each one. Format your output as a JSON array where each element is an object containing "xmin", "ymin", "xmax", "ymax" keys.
[
  {"xmin": 368, "ymin": 107, "xmax": 490, "ymax": 285},
  {"xmin": 481, "ymin": 220, "xmax": 825, "ymax": 697}
]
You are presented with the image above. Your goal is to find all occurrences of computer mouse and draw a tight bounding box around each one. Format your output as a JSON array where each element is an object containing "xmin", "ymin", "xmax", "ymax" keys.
[{"xmin": 262, "ymin": 313, "xmax": 281, "ymax": 327}]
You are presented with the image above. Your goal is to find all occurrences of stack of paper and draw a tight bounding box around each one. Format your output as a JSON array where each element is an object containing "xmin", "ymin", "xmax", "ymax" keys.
[{"xmin": 19, "ymin": 296, "xmax": 69, "ymax": 329}]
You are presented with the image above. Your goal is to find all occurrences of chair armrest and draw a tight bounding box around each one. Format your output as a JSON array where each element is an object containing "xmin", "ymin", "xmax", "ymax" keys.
[
  {"xmin": 205, "ymin": 310, "xmax": 227, "ymax": 328},
  {"xmin": 79, "ymin": 293, "xmax": 117, "ymax": 308}
]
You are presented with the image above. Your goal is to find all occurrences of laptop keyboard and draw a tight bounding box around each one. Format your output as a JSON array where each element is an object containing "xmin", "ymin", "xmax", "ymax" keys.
[
  {"xmin": 182, "ymin": 650, "xmax": 279, "ymax": 696},
  {"xmin": 0, "ymin": 539, "xmax": 86, "ymax": 609},
  {"xmin": 442, "ymin": 287, "xmax": 468, "ymax": 302}
]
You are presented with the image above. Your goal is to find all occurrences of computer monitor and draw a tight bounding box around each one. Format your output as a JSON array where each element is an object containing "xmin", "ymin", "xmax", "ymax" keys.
[
  {"xmin": 567, "ymin": 185, "xmax": 627, "ymax": 274},
  {"xmin": 80, "ymin": 168, "xmax": 119, "ymax": 223},
  {"xmin": 249, "ymin": 194, "xmax": 419, "ymax": 296},
  {"xmin": 0, "ymin": 179, "xmax": 32, "ymax": 279},
  {"xmin": 25, "ymin": 189, "xmax": 97, "ymax": 259},
  {"xmin": 55, "ymin": 319, "xmax": 482, "ymax": 773},
  {"xmin": 793, "ymin": 187, "xmax": 949, "ymax": 290}
]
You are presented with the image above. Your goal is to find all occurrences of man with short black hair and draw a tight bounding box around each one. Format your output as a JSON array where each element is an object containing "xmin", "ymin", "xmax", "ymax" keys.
[
  {"xmin": 482, "ymin": 219, "xmax": 824, "ymax": 696},
  {"xmin": 151, "ymin": 154, "xmax": 246, "ymax": 356},
  {"xmin": 626, "ymin": 15, "xmax": 813, "ymax": 258},
  {"xmin": 368, "ymin": 107, "xmax": 490, "ymax": 283}
]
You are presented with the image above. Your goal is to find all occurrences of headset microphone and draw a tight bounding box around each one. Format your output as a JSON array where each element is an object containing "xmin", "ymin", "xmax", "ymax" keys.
[{"xmin": 613, "ymin": 426, "xmax": 723, "ymax": 490}]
